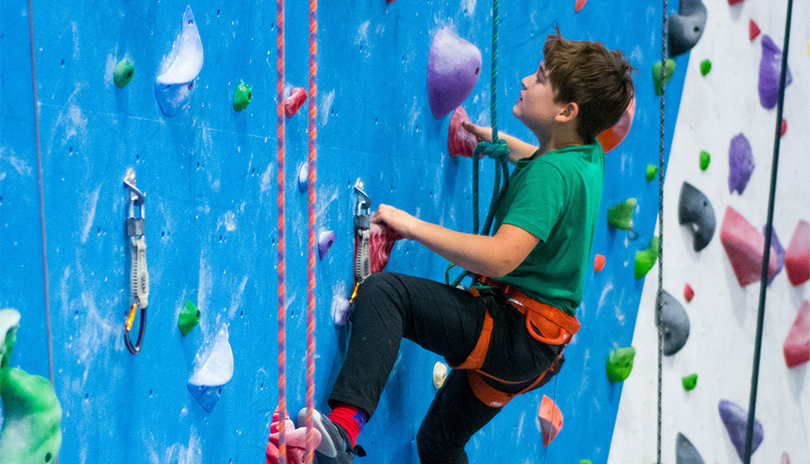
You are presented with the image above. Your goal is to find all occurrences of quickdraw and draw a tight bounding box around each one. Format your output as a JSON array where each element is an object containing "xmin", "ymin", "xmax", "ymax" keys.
[
  {"xmin": 123, "ymin": 169, "xmax": 149, "ymax": 355},
  {"xmin": 352, "ymin": 179, "xmax": 372, "ymax": 299}
]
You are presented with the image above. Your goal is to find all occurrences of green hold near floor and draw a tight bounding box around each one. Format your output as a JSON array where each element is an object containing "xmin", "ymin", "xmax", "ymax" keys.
[
  {"xmin": 178, "ymin": 300, "xmax": 201, "ymax": 337},
  {"xmin": 682, "ymin": 373, "xmax": 698, "ymax": 391},
  {"xmin": 233, "ymin": 83, "xmax": 252, "ymax": 112},
  {"xmin": 635, "ymin": 236, "xmax": 659, "ymax": 279},
  {"xmin": 0, "ymin": 309, "xmax": 63, "ymax": 464},
  {"xmin": 652, "ymin": 59, "xmax": 676, "ymax": 96},
  {"xmin": 113, "ymin": 60, "xmax": 134, "ymax": 88},
  {"xmin": 606, "ymin": 346, "xmax": 636, "ymax": 383},
  {"xmin": 607, "ymin": 198, "xmax": 637, "ymax": 231}
]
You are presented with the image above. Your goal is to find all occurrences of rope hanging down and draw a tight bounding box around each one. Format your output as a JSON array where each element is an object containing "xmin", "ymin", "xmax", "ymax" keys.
[
  {"xmin": 656, "ymin": 0, "xmax": 668, "ymax": 462},
  {"xmin": 276, "ymin": 0, "xmax": 288, "ymax": 460}
]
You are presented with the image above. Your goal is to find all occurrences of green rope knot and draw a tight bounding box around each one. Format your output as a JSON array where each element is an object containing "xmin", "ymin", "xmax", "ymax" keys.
[{"xmin": 473, "ymin": 139, "xmax": 510, "ymax": 163}]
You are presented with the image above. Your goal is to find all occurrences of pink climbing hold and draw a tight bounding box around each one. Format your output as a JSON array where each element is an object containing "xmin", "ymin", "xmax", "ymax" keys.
[
  {"xmin": 597, "ymin": 97, "xmax": 635, "ymax": 153},
  {"xmin": 782, "ymin": 452, "xmax": 791, "ymax": 464},
  {"xmin": 284, "ymin": 87, "xmax": 308, "ymax": 117},
  {"xmin": 683, "ymin": 283, "xmax": 694, "ymax": 303},
  {"xmin": 727, "ymin": 0, "xmax": 745, "ymax": 4},
  {"xmin": 781, "ymin": 119, "xmax": 788, "ymax": 137},
  {"xmin": 448, "ymin": 107, "xmax": 477, "ymax": 158},
  {"xmin": 356, "ymin": 223, "xmax": 404, "ymax": 276},
  {"xmin": 594, "ymin": 254, "xmax": 606, "ymax": 273},
  {"xmin": 784, "ymin": 220, "xmax": 810, "ymax": 286},
  {"xmin": 575, "ymin": 0, "xmax": 588, "ymax": 12},
  {"xmin": 719, "ymin": 207, "xmax": 777, "ymax": 287},
  {"xmin": 265, "ymin": 407, "xmax": 322, "ymax": 464},
  {"xmin": 749, "ymin": 19, "xmax": 761, "ymax": 41},
  {"xmin": 783, "ymin": 301, "xmax": 809, "ymax": 368},
  {"xmin": 538, "ymin": 394, "xmax": 563, "ymax": 447}
]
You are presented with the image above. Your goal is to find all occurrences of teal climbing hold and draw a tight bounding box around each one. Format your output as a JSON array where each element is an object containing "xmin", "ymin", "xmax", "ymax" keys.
[
  {"xmin": 606, "ymin": 346, "xmax": 636, "ymax": 382},
  {"xmin": 635, "ymin": 237, "xmax": 659, "ymax": 278},
  {"xmin": 699, "ymin": 150, "xmax": 711, "ymax": 170},
  {"xmin": 608, "ymin": 198, "xmax": 637, "ymax": 231},
  {"xmin": 652, "ymin": 59, "xmax": 676, "ymax": 96},
  {"xmin": 113, "ymin": 60, "xmax": 135, "ymax": 88},
  {"xmin": 232, "ymin": 83, "xmax": 252, "ymax": 112},
  {"xmin": 682, "ymin": 373, "xmax": 698, "ymax": 391},
  {"xmin": 646, "ymin": 165, "xmax": 658, "ymax": 181},
  {"xmin": 700, "ymin": 59, "xmax": 712, "ymax": 76},
  {"xmin": 178, "ymin": 300, "xmax": 201, "ymax": 337}
]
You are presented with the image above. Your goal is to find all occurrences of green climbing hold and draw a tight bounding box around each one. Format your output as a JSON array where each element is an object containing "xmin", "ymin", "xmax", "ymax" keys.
[
  {"xmin": 0, "ymin": 309, "xmax": 20, "ymax": 369},
  {"xmin": 700, "ymin": 59, "xmax": 712, "ymax": 76},
  {"xmin": 699, "ymin": 150, "xmax": 711, "ymax": 170},
  {"xmin": 579, "ymin": 460, "xmax": 593, "ymax": 464},
  {"xmin": 113, "ymin": 60, "xmax": 135, "ymax": 88},
  {"xmin": 682, "ymin": 373, "xmax": 698, "ymax": 391},
  {"xmin": 232, "ymin": 83, "xmax": 252, "ymax": 112},
  {"xmin": 606, "ymin": 346, "xmax": 636, "ymax": 382},
  {"xmin": 608, "ymin": 198, "xmax": 637, "ymax": 231},
  {"xmin": 178, "ymin": 300, "xmax": 201, "ymax": 337},
  {"xmin": 652, "ymin": 59, "xmax": 676, "ymax": 96},
  {"xmin": 635, "ymin": 236, "xmax": 660, "ymax": 279},
  {"xmin": 646, "ymin": 165, "xmax": 658, "ymax": 181}
]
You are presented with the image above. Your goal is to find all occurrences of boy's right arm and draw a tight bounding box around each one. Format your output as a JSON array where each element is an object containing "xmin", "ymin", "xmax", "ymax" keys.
[{"xmin": 461, "ymin": 121, "xmax": 538, "ymax": 164}]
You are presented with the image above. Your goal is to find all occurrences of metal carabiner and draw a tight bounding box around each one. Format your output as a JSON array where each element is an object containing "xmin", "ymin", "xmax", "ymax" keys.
[
  {"xmin": 123, "ymin": 169, "xmax": 148, "ymax": 355},
  {"xmin": 353, "ymin": 179, "xmax": 371, "ymax": 286}
]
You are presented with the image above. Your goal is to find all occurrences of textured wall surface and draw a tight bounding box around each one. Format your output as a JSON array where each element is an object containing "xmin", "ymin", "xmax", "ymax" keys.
[{"xmin": 1, "ymin": 0, "xmax": 804, "ymax": 463}]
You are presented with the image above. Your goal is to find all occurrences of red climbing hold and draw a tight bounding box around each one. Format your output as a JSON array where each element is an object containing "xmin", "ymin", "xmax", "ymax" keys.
[
  {"xmin": 784, "ymin": 220, "xmax": 810, "ymax": 286},
  {"xmin": 575, "ymin": 0, "xmax": 588, "ymax": 12},
  {"xmin": 728, "ymin": 0, "xmax": 745, "ymax": 5},
  {"xmin": 594, "ymin": 254, "xmax": 606, "ymax": 273},
  {"xmin": 284, "ymin": 87, "xmax": 308, "ymax": 117},
  {"xmin": 683, "ymin": 284, "xmax": 694, "ymax": 303},
  {"xmin": 538, "ymin": 394, "xmax": 563, "ymax": 446},
  {"xmin": 782, "ymin": 452, "xmax": 791, "ymax": 464},
  {"xmin": 720, "ymin": 207, "xmax": 777, "ymax": 287},
  {"xmin": 783, "ymin": 301, "xmax": 809, "ymax": 368},
  {"xmin": 749, "ymin": 19, "xmax": 761, "ymax": 41},
  {"xmin": 265, "ymin": 407, "xmax": 322, "ymax": 464},
  {"xmin": 448, "ymin": 107, "xmax": 477, "ymax": 158},
  {"xmin": 356, "ymin": 223, "xmax": 404, "ymax": 276},
  {"xmin": 781, "ymin": 119, "xmax": 787, "ymax": 137},
  {"xmin": 597, "ymin": 97, "xmax": 635, "ymax": 153}
]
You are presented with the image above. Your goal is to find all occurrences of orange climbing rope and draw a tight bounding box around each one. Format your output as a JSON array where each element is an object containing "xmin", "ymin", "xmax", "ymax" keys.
[
  {"xmin": 305, "ymin": 0, "xmax": 318, "ymax": 461},
  {"xmin": 276, "ymin": 0, "xmax": 288, "ymax": 461}
]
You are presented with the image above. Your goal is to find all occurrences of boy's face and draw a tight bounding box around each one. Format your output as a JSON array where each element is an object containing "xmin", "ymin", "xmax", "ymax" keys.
[{"xmin": 512, "ymin": 62, "xmax": 567, "ymax": 132}]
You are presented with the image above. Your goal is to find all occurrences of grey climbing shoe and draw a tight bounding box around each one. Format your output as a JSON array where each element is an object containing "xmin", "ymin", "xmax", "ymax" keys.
[{"xmin": 297, "ymin": 408, "xmax": 366, "ymax": 464}]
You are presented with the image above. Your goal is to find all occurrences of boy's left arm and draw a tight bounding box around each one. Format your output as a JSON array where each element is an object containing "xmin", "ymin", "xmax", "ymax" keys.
[{"xmin": 372, "ymin": 204, "xmax": 539, "ymax": 278}]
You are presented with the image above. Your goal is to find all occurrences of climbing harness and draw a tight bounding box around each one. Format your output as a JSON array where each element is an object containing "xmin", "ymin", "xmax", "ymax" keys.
[
  {"xmin": 123, "ymin": 168, "xmax": 148, "ymax": 355},
  {"xmin": 353, "ymin": 179, "xmax": 372, "ymax": 291},
  {"xmin": 451, "ymin": 276, "xmax": 580, "ymax": 408}
]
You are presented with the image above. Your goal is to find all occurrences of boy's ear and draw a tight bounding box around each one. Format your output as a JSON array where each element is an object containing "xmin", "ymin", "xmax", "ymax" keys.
[{"xmin": 555, "ymin": 102, "xmax": 579, "ymax": 123}]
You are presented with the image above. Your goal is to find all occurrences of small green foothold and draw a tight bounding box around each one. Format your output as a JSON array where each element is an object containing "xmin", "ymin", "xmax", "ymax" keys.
[
  {"xmin": 606, "ymin": 346, "xmax": 636, "ymax": 382},
  {"xmin": 699, "ymin": 150, "xmax": 711, "ymax": 170},
  {"xmin": 232, "ymin": 83, "xmax": 253, "ymax": 112},
  {"xmin": 579, "ymin": 460, "xmax": 593, "ymax": 464},
  {"xmin": 178, "ymin": 300, "xmax": 201, "ymax": 337},
  {"xmin": 646, "ymin": 165, "xmax": 658, "ymax": 181},
  {"xmin": 634, "ymin": 236, "xmax": 660, "ymax": 279},
  {"xmin": 113, "ymin": 60, "xmax": 135, "ymax": 88},
  {"xmin": 700, "ymin": 59, "xmax": 712, "ymax": 76},
  {"xmin": 652, "ymin": 59, "xmax": 676, "ymax": 96},
  {"xmin": 682, "ymin": 373, "xmax": 698, "ymax": 391},
  {"xmin": 607, "ymin": 198, "xmax": 637, "ymax": 231}
]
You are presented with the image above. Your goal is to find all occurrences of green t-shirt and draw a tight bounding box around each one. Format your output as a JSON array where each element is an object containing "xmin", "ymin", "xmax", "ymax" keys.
[{"xmin": 492, "ymin": 142, "xmax": 605, "ymax": 315}]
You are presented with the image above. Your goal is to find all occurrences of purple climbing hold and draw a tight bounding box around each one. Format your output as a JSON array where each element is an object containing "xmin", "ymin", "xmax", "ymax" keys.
[
  {"xmin": 759, "ymin": 35, "xmax": 793, "ymax": 109},
  {"xmin": 719, "ymin": 399, "xmax": 763, "ymax": 460},
  {"xmin": 318, "ymin": 230, "xmax": 336, "ymax": 261},
  {"xmin": 763, "ymin": 226, "xmax": 785, "ymax": 285},
  {"xmin": 427, "ymin": 28, "xmax": 482, "ymax": 119},
  {"xmin": 728, "ymin": 133, "xmax": 754, "ymax": 194}
]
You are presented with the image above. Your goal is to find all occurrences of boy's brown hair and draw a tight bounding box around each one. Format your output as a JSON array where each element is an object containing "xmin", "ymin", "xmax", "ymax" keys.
[{"xmin": 543, "ymin": 31, "xmax": 635, "ymax": 144}]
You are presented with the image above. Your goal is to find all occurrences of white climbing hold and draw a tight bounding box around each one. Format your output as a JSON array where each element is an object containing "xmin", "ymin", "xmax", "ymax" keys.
[
  {"xmin": 433, "ymin": 362, "xmax": 448, "ymax": 388},
  {"xmin": 332, "ymin": 296, "xmax": 350, "ymax": 329},
  {"xmin": 155, "ymin": 5, "xmax": 204, "ymax": 117},
  {"xmin": 187, "ymin": 324, "xmax": 233, "ymax": 412}
]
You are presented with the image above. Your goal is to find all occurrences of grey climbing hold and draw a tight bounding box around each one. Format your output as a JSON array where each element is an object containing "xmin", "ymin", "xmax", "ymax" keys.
[
  {"xmin": 656, "ymin": 290, "xmax": 690, "ymax": 356},
  {"xmin": 676, "ymin": 432, "xmax": 706, "ymax": 464},
  {"xmin": 668, "ymin": 0, "xmax": 707, "ymax": 58},
  {"xmin": 678, "ymin": 182, "xmax": 716, "ymax": 252}
]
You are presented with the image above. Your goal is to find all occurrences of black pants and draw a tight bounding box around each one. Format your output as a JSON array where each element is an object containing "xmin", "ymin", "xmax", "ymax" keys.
[{"xmin": 328, "ymin": 272, "xmax": 564, "ymax": 464}]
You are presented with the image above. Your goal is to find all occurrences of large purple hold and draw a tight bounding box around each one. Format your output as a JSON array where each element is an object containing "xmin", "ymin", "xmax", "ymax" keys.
[
  {"xmin": 427, "ymin": 28, "xmax": 482, "ymax": 119},
  {"xmin": 718, "ymin": 399, "xmax": 764, "ymax": 460},
  {"xmin": 759, "ymin": 35, "xmax": 793, "ymax": 109},
  {"xmin": 763, "ymin": 226, "xmax": 785, "ymax": 285},
  {"xmin": 728, "ymin": 133, "xmax": 754, "ymax": 194}
]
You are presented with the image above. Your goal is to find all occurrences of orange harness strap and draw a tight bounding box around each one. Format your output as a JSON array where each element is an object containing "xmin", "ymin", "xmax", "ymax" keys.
[{"xmin": 449, "ymin": 278, "xmax": 581, "ymax": 408}]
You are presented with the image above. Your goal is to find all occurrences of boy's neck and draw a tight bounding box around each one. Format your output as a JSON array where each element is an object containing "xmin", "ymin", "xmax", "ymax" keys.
[{"xmin": 534, "ymin": 128, "xmax": 586, "ymax": 156}]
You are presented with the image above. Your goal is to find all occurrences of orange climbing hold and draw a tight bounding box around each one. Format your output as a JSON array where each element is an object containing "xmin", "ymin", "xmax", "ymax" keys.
[
  {"xmin": 538, "ymin": 394, "xmax": 563, "ymax": 446},
  {"xmin": 597, "ymin": 97, "xmax": 635, "ymax": 153},
  {"xmin": 749, "ymin": 19, "xmax": 761, "ymax": 41},
  {"xmin": 594, "ymin": 254, "xmax": 606, "ymax": 273},
  {"xmin": 575, "ymin": 0, "xmax": 588, "ymax": 12},
  {"xmin": 683, "ymin": 283, "xmax": 694, "ymax": 302}
]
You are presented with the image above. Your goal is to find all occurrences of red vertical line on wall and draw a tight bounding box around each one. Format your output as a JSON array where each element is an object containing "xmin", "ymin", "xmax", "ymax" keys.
[
  {"xmin": 276, "ymin": 0, "xmax": 287, "ymax": 460},
  {"xmin": 27, "ymin": 0, "xmax": 55, "ymax": 386},
  {"xmin": 305, "ymin": 0, "xmax": 318, "ymax": 460}
]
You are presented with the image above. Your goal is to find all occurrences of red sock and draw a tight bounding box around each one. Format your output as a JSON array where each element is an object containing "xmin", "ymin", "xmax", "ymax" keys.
[{"xmin": 328, "ymin": 402, "xmax": 367, "ymax": 446}]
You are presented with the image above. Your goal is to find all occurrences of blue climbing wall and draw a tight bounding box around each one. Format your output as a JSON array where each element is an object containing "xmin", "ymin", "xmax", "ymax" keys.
[{"xmin": 1, "ymin": 0, "xmax": 689, "ymax": 462}]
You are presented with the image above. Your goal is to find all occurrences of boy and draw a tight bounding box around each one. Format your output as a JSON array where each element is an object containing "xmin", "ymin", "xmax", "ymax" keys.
[{"xmin": 309, "ymin": 32, "xmax": 634, "ymax": 463}]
